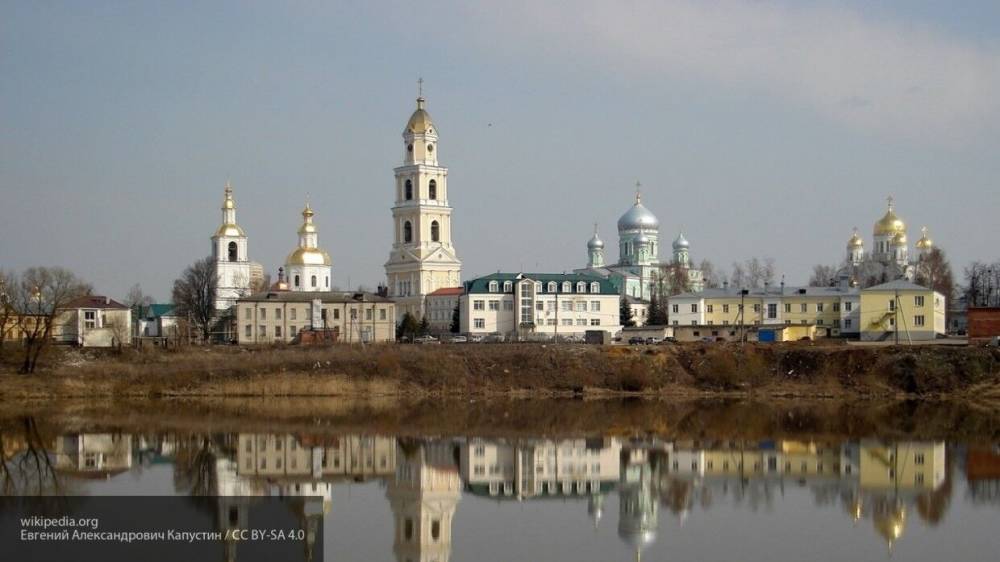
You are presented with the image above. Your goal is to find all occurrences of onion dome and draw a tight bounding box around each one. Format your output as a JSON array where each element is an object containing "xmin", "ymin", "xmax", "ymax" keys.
[
  {"xmin": 215, "ymin": 180, "xmax": 245, "ymax": 237},
  {"xmin": 405, "ymin": 96, "xmax": 435, "ymax": 134},
  {"xmin": 915, "ymin": 226, "xmax": 933, "ymax": 250},
  {"xmin": 891, "ymin": 231, "xmax": 907, "ymax": 246},
  {"xmin": 847, "ymin": 227, "xmax": 864, "ymax": 248},
  {"xmin": 618, "ymin": 191, "xmax": 659, "ymax": 231},
  {"xmin": 215, "ymin": 223, "xmax": 246, "ymax": 237},
  {"xmin": 874, "ymin": 196, "xmax": 906, "ymax": 236},
  {"xmin": 588, "ymin": 224, "xmax": 605, "ymax": 249},
  {"xmin": 635, "ymin": 233, "xmax": 651, "ymax": 245},
  {"xmin": 673, "ymin": 232, "xmax": 690, "ymax": 250},
  {"xmin": 285, "ymin": 204, "xmax": 332, "ymax": 266}
]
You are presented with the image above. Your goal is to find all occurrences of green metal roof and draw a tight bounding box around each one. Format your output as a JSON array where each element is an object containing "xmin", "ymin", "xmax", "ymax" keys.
[{"xmin": 464, "ymin": 272, "xmax": 619, "ymax": 295}]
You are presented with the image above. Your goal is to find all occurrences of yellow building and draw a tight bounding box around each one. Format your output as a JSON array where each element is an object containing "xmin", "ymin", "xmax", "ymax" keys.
[
  {"xmin": 859, "ymin": 280, "xmax": 946, "ymax": 341},
  {"xmin": 235, "ymin": 291, "xmax": 396, "ymax": 344}
]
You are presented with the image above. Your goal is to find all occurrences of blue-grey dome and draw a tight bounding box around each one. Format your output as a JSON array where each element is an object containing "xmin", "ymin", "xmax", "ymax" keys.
[
  {"xmin": 588, "ymin": 233, "xmax": 605, "ymax": 249},
  {"xmin": 618, "ymin": 197, "xmax": 659, "ymax": 232},
  {"xmin": 673, "ymin": 232, "xmax": 689, "ymax": 249}
]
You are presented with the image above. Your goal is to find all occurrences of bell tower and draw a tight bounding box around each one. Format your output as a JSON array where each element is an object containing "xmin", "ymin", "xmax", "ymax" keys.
[
  {"xmin": 385, "ymin": 82, "xmax": 462, "ymax": 320},
  {"xmin": 212, "ymin": 180, "xmax": 252, "ymax": 311}
]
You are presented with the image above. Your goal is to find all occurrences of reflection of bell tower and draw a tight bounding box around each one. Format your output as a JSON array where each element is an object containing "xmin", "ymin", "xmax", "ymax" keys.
[
  {"xmin": 386, "ymin": 442, "xmax": 462, "ymax": 562},
  {"xmin": 618, "ymin": 449, "xmax": 658, "ymax": 560}
]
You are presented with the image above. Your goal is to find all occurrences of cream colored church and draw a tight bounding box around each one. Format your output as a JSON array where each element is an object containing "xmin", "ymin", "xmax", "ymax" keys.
[{"xmin": 384, "ymin": 92, "xmax": 462, "ymax": 319}]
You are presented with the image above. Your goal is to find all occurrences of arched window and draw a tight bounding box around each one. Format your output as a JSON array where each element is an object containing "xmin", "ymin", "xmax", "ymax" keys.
[
  {"xmin": 503, "ymin": 281, "xmax": 512, "ymax": 292},
  {"xmin": 576, "ymin": 282, "xmax": 586, "ymax": 293},
  {"xmin": 547, "ymin": 282, "xmax": 557, "ymax": 293},
  {"xmin": 590, "ymin": 282, "xmax": 600, "ymax": 293},
  {"xmin": 488, "ymin": 281, "xmax": 498, "ymax": 293},
  {"xmin": 311, "ymin": 275, "xmax": 317, "ymax": 288},
  {"xmin": 535, "ymin": 282, "xmax": 542, "ymax": 292},
  {"xmin": 405, "ymin": 179, "xmax": 413, "ymax": 200},
  {"xmin": 429, "ymin": 179, "xmax": 437, "ymax": 200},
  {"xmin": 403, "ymin": 221, "xmax": 412, "ymax": 243},
  {"xmin": 431, "ymin": 220, "xmax": 440, "ymax": 242},
  {"xmin": 227, "ymin": 241, "xmax": 238, "ymax": 262},
  {"xmin": 562, "ymin": 281, "xmax": 571, "ymax": 293},
  {"xmin": 294, "ymin": 275, "xmax": 300, "ymax": 287},
  {"xmin": 325, "ymin": 276, "xmax": 329, "ymax": 288}
]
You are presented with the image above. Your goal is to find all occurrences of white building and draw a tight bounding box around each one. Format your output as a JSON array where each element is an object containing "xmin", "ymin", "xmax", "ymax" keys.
[
  {"xmin": 459, "ymin": 273, "xmax": 622, "ymax": 339},
  {"xmin": 211, "ymin": 181, "xmax": 261, "ymax": 311},
  {"xmin": 385, "ymin": 90, "xmax": 462, "ymax": 321},
  {"xmin": 53, "ymin": 295, "xmax": 132, "ymax": 347},
  {"xmin": 425, "ymin": 287, "xmax": 463, "ymax": 334},
  {"xmin": 284, "ymin": 203, "xmax": 333, "ymax": 292}
]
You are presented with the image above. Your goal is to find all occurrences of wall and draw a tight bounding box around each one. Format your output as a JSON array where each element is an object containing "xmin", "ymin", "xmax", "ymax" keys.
[{"xmin": 968, "ymin": 308, "xmax": 1000, "ymax": 338}]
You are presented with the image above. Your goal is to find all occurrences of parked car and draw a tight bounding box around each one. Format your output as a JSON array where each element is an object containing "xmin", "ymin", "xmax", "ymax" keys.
[
  {"xmin": 645, "ymin": 337, "xmax": 663, "ymax": 345},
  {"xmin": 449, "ymin": 335, "xmax": 468, "ymax": 343},
  {"xmin": 662, "ymin": 337, "xmax": 677, "ymax": 344},
  {"xmin": 628, "ymin": 336, "xmax": 645, "ymax": 345},
  {"xmin": 468, "ymin": 334, "xmax": 484, "ymax": 343},
  {"xmin": 414, "ymin": 335, "xmax": 440, "ymax": 344}
]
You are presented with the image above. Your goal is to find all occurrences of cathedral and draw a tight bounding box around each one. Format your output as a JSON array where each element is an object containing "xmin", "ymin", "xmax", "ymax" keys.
[
  {"xmin": 384, "ymin": 89, "xmax": 462, "ymax": 319},
  {"xmin": 578, "ymin": 186, "xmax": 704, "ymax": 301},
  {"xmin": 842, "ymin": 196, "xmax": 935, "ymax": 282}
]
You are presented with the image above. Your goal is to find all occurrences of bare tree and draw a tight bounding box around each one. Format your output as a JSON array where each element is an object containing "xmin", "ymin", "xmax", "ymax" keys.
[
  {"xmin": 0, "ymin": 269, "xmax": 16, "ymax": 350},
  {"xmin": 730, "ymin": 257, "xmax": 777, "ymax": 288},
  {"xmin": 12, "ymin": 267, "xmax": 91, "ymax": 374},
  {"xmin": 171, "ymin": 257, "xmax": 217, "ymax": 342},
  {"xmin": 915, "ymin": 248, "xmax": 955, "ymax": 301},
  {"xmin": 963, "ymin": 260, "xmax": 1000, "ymax": 307},
  {"xmin": 124, "ymin": 283, "xmax": 154, "ymax": 309},
  {"xmin": 699, "ymin": 259, "xmax": 724, "ymax": 289},
  {"xmin": 808, "ymin": 264, "xmax": 840, "ymax": 287}
]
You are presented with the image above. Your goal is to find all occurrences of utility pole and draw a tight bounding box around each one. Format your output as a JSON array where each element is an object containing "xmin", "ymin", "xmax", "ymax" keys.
[{"xmin": 894, "ymin": 289, "xmax": 899, "ymax": 346}]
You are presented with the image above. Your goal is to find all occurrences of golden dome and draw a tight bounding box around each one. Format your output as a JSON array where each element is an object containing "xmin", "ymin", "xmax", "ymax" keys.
[
  {"xmin": 222, "ymin": 180, "xmax": 236, "ymax": 210},
  {"xmin": 285, "ymin": 247, "xmax": 331, "ymax": 266},
  {"xmin": 874, "ymin": 197, "xmax": 906, "ymax": 236},
  {"xmin": 848, "ymin": 228, "xmax": 864, "ymax": 248},
  {"xmin": 298, "ymin": 204, "xmax": 317, "ymax": 235},
  {"xmin": 916, "ymin": 226, "xmax": 933, "ymax": 249},
  {"xmin": 405, "ymin": 97, "xmax": 435, "ymax": 134},
  {"xmin": 891, "ymin": 231, "xmax": 907, "ymax": 245},
  {"xmin": 215, "ymin": 223, "xmax": 245, "ymax": 237}
]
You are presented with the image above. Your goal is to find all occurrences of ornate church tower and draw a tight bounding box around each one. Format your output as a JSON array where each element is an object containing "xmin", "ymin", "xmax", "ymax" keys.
[
  {"xmin": 587, "ymin": 224, "xmax": 605, "ymax": 268},
  {"xmin": 212, "ymin": 181, "xmax": 252, "ymax": 311},
  {"xmin": 385, "ymin": 84, "xmax": 462, "ymax": 320},
  {"xmin": 617, "ymin": 187, "xmax": 660, "ymax": 268},
  {"xmin": 872, "ymin": 196, "xmax": 907, "ymax": 265},
  {"xmin": 284, "ymin": 203, "xmax": 333, "ymax": 292},
  {"xmin": 672, "ymin": 233, "xmax": 690, "ymax": 267},
  {"xmin": 847, "ymin": 227, "xmax": 865, "ymax": 265},
  {"xmin": 386, "ymin": 442, "xmax": 461, "ymax": 562}
]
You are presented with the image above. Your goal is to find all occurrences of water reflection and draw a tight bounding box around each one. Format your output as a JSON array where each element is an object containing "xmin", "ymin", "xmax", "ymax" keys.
[{"xmin": 2, "ymin": 420, "xmax": 999, "ymax": 561}]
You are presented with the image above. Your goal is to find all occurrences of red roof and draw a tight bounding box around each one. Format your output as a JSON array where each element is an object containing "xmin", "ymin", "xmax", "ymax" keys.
[
  {"xmin": 64, "ymin": 296, "xmax": 128, "ymax": 310},
  {"xmin": 427, "ymin": 287, "xmax": 464, "ymax": 296}
]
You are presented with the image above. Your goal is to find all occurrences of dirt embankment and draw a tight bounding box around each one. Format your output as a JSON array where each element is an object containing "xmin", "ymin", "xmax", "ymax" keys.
[{"xmin": 0, "ymin": 342, "xmax": 998, "ymax": 401}]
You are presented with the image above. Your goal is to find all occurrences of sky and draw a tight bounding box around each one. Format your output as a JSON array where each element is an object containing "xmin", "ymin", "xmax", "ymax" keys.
[{"xmin": 2, "ymin": 0, "xmax": 999, "ymax": 301}]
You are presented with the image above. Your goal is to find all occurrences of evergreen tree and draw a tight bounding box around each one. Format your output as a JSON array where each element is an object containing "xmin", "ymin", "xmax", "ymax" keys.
[
  {"xmin": 619, "ymin": 296, "xmax": 636, "ymax": 327},
  {"xmin": 449, "ymin": 301, "xmax": 461, "ymax": 333},
  {"xmin": 648, "ymin": 291, "xmax": 669, "ymax": 325},
  {"xmin": 396, "ymin": 312, "xmax": 421, "ymax": 341},
  {"xmin": 419, "ymin": 315, "xmax": 430, "ymax": 336}
]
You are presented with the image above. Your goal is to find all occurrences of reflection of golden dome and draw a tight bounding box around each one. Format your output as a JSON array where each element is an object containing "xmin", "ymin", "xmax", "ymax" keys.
[
  {"xmin": 406, "ymin": 97, "xmax": 435, "ymax": 133},
  {"xmin": 848, "ymin": 228, "xmax": 864, "ymax": 248},
  {"xmin": 874, "ymin": 197, "xmax": 906, "ymax": 236},
  {"xmin": 285, "ymin": 247, "xmax": 332, "ymax": 266},
  {"xmin": 215, "ymin": 223, "xmax": 245, "ymax": 237},
  {"xmin": 874, "ymin": 505, "xmax": 906, "ymax": 548},
  {"xmin": 916, "ymin": 227, "xmax": 933, "ymax": 249}
]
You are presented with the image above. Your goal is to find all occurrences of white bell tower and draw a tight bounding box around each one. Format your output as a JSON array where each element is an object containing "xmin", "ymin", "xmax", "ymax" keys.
[{"xmin": 212, "ymin": 181, "xmax": 252, "ymax": 311}]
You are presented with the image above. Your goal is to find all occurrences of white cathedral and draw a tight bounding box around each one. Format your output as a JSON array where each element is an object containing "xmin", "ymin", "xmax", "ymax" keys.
[
  {"xmin": 578, "ymin": 187, "xmax": 704, "ymax": 301},
  {"xmin": 384, "ymin": 91, "xmax": 462, "ymax": 319},
  {"xmin": 842, "ymin": 196, "xmax": 935, "ymax": 282}
]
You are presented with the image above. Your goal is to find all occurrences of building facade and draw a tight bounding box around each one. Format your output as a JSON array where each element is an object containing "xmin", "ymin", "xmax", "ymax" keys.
[
  {"xmin": 384, "ymin": 93, "xmax": 462, "ymax": 321},
  {"xmin": 858, "ymin": 280, "xmax": 946, "ymax": 341},
  {"xmin": 284, "ymin": 203, "xmax": 333, "ymax": 292},
  {"xmin": 425, "ymin": 287, "xmax": 462, "ymax": 334},
  {"xmin": 459, "ymin": 273, "xmax": 622, "ymax": 339},
  {"xmin": 235, "ymin": 291, "xmax": 395, "ymax": 344},
  {"xmin": 53, "ymin": 296, "xmax": 133, "ymax": 347}
]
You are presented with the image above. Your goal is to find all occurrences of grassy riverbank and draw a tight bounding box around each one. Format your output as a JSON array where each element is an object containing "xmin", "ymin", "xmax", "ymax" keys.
[{"xmin": 1, "ymin": 342, "xmax": 999, "ymax": 401}]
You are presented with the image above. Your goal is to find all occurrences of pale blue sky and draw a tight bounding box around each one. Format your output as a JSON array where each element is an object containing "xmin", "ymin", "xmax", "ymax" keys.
[{"xmin": 2, "ymin": 1, "xmax": 998, "ymax": 300}]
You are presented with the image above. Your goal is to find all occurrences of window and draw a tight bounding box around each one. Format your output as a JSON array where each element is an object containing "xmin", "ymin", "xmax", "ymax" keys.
[
  {"xmin": 690, "ymin": 304, "xmax": 698, "ymax": 313},
  {"xmin": 474, "ymin": 300, "xmax": 485, "ymax": 311},
  {"xmin": 503, "ymin": 301, "xmax": 514, "ymax": 311},
  {"xmin": 561, "ymin": 301, "xmax": 572, "ymax": 312},
  {"xmin": 289, "ymin": 325, "xmax": 296, "ymax": 336},
  {"xmin": 294, "ymin": 275, "xmax": 300, "ymax": 288},
  {"xmin": 576, "ymin": 319, "xmax": 587, "ymax": 326},
  {"xmin": 431, "ymin": 220, "xmax": 440, "ymax": 242},
  {"xmin": 914, "ymin": 315, "xmax": 925, "ymax": 327},
  {"xmin": 405, "ymin": 179, "xmax": 413, "ymax": 200},
  {"xmin": 767, "ymin": 303, "xmax": 777, "ymax": 319},
  {"xmin": 365, "ymin": 309, "xmax": 373, "ymax": 320},
  {"xmin": 914, "ymin": 453, "xmax": 925, "ymax": 465},
  {"xmin": 889, "ymin": 299, "xmax": 896, "ymax": 311},
  {"xmin": 915, "ymin": 295, "xmax": 925, "ymax": 307},
  {"xmin": 723, "ymin": 304, "xmax": 730, "ymax": 314},
  {"xmin": 591, "ymin": 301, "xmax": 601, "ymax": 312},
  {"xmin": 845, "ymin": 302, "xmax": 853, "ymax": 312},
  {"xmin": 260, "ymin": 309, "xmax": 267, "ymax": 320},
  {"xmin": 753, "ymin": 304, "xmax": 761, "ymax": 313},
  {"xmin": 707, "ymin": 304, "xmax": 714, "ymax": 313},
  {"xmin": 275, "ymin": 326, "xmax": 282, "ymax": 338},
  {"xmin": 590, "ymin": 282, "xmax": 600, "ymax": 293},
  {"xmin": 562, "ymin": 281, "xmax": 571, "ymax": 292},
  {"xmin": 290, "ymin": 308, "xmax": 297, "ymax": 320},
  {"xmin": 576, "ymin": 282, "xmax": 586, "ymax": 293},
  {"xmin": 521, "ymin": 298, "xmax": 534, "ymax": 324},
  {"xmin": 672, "ymin": 304, "xmax": 679, "ymax": 313},
  {"xmin": 403, "ymin": 221, "xmax": 412, "ymax": 243},
  {"xmin": 536, "ymin": 301, "xmax": 544, "ymax": 311},
  {"xmin": 845, "ymin": 319, "xmax": 852, "ymax": 328},
  {"xmin": 245, "ymin": 308, "xmax": 252, "ymax": 320},
  {"xmin": 333, "ymin": 309, "xmax": 340, "ymax": 320},
  {"xmin": 275, "ymin": 308, "xmax": 282, "ymax": 320},
  {"xmin": 576, "ymin": 301, "xmax": 586, "ymax": 312},
  {"xmin": 562, "ymin": 318, "xmax": 573, "ymax": 326},
  {"xmin": 350, "ymin": 309, "xmax": 357, "ymax": 319},
  {"xmin": 784, "ymin": 303, "xmax": 791, "ymax": 313},
  {"xmin": 474, "ymin": 318, "xmax": 485, "ymax": 329},
  {"xmin": 547, "ymin": 281, "xmax": 557, "ymax": 293},
  {"xmin": 817, "ymin": 319, "xmax": 824, "ymax": 325},
  {"xmin": 535, "ymin": 282, "xmax": 543, "ymax": 292},
  {"xmin": 833, "ymin": 302, "xmax": 840, "ymax": 312},
  {"xmin": 259, "ymin": 325, "xmax": 265, "ymax": 337},
  {"xmin": 84, "ymin": 311, "xmax": 97, "ymax": 329},
  {"xmin": 311, "ymin": 275, "xmax": 317, "ymax": 288},
  {"xmin": 590, "ymin": 319, "xmax": 600, "ymax": 326},
  {"xmin": 245, "ymin": 325, "xmax": 252, "ymax": 337},
  {"xmin": 431, "ymin": 520, "xmax": 441, "ymax": 541},
  {"xmin": 800, "ymin": 303, "xmax": 808, "ymax": 313},
  {"xmin": 817, "ymin": 302, "xmax": 824, "ymax": 312},
  {"xmin": 429, "ymin": 179, "xmax": 437, "ymax": 200},
  {"xmin": 489, "ymin": 300, "xmax": 499, "ymax": 311},
  {"xmin": 503, "ymin": 281, "xmax": 512, "ymax": 292},
  {"xmin": 488, "ymin": 281, "xmax": 498, "ymax": 293},
  {"xmin": 404, "ymin": 519, "xmax": 414, "ymax": 541},
  {"xmin": 228, "ymin": 241, "xmax": 238, "ymax": 262}
]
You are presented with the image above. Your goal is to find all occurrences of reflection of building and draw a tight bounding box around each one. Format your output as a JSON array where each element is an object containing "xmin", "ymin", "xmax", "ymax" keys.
[
  {"xmin": 387, "ymin": 440, "xmax": 462, "ymax": 562},
  {"xmin": 966, "ymin": 446, "xmax": 1000, "ymax": 503},
  {"xmin": 619, "ymin": 448, "xmax": 659, "ymax": 559},
  {"xmin": 53, "ymin": 433, "xmax": 132, "ymax": 477},
  {"xmin": 236, "ymin": 434, "xmax": 397, "ymax": 483},
  {"xmin": 459, "ymin": 438, "xmax": 621, "ymax": 499}
]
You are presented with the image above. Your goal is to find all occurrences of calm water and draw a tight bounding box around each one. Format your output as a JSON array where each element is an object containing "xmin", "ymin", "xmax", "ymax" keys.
[{"xmin": 2, "ymin": 408, "xmax": 999, "ymax": 561}]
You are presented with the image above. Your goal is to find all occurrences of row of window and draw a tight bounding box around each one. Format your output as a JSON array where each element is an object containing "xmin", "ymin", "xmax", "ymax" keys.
[
  {"xmin": 402, "ymin": 219, "xmax": 441, "ymax": 243},
  {"xmin": 403, "ymin": 178, "xmax": 438, "ymax": 201},
  {"xmin": 244, "ymin": 307, "xmax": 389, "ymax": 322},
  {"xmin": 486, "ymin": 280, "xmax": 602, "ymax": 294},
  {"xmin": 472, "ymin": 299, "xmax": 602, "ymax": 312},
  {"xmin": 471, "ymin": 318, "xmax": 602, "ymax": 329},
  {"xmin": 676, "ymin": 301, "xmax": 854, "ymax": 314}
]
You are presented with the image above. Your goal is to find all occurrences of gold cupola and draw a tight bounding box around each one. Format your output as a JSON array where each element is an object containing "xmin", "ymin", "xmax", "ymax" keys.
[
  {"xmin": 915, "ymin": 226, "xmax": 933, "ymax": 250},
  {"xmin": 406, "ymin": 96, "xmax": 435, "ymax": 134},
  {"xmin": 285, "ymin": 203, "xmax": 331, "ymax": 266},
  {"xmin": 874, "ymin": 196, "xmax": 906, "ymax": 236},
  {"xmin": 215, "ymin": 180, "xmax": 246, "ymax": 237},
  {"xmin": 847, "ymin": 227, "xmax": 864, "ymax": 248}
]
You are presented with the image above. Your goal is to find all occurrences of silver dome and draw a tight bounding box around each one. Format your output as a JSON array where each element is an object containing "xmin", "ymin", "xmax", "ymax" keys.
[
  {"xmin": 635, "ymin": 233, "xmax": 651, "ymax": 244},
  {"xmin": 588, "ymin": 233, "xmax": 605, "ymax": 249},
  {"xmin": 618, "ymin": 201, "xmax": 659, "ymax": 231},
  {"xmin": 673, "ymin": 232, "xmax": 689, "ymax": 249}
]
